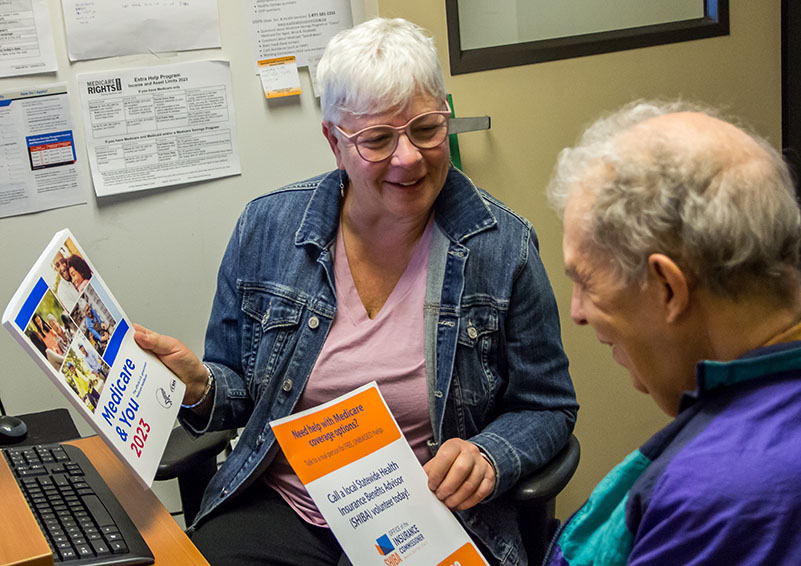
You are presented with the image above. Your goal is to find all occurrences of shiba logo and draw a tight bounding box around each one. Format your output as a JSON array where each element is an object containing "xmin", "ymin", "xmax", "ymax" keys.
[{"xmin": 375, "ymin": 534, "xmax": 394, "ymax": 556}]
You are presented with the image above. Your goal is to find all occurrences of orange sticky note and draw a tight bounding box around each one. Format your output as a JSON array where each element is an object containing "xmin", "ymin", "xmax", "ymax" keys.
[{"xmin": 257, "ymin": 55, "xmax": 302, "ymax": 99}]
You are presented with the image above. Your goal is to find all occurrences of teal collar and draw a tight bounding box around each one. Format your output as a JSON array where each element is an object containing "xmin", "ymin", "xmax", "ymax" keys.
[{"xmin": 696, "ymin": 341, "xmax": 801, "ymax": 393}]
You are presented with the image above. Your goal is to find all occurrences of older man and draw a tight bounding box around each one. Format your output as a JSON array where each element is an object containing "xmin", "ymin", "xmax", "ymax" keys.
[{"xmin": 544, "ymin": 101, "xmax": 801, "ymax": 565}]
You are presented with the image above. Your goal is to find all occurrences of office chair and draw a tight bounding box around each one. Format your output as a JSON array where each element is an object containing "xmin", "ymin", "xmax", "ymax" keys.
[
  {"xmin": 514, "ymin": 434, "xmax": 580, "ymax": 564},
  {"xmin": 155, "ymin": 426, "xmax": 237, "ymax": 525},
  {"xmin": 156, "ymin": 429, "xmax": 579, "ymax": 564}
]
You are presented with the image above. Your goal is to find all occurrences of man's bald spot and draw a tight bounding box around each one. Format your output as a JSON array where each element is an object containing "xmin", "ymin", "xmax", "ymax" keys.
[{"xmin": 616, "ymin": 111, "xmax": 771, "ymax": 171}]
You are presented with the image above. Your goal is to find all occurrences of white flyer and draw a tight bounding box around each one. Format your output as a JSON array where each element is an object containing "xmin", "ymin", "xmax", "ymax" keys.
[
  {"xmin": 307, "ymin": 53, "xmax": 322, "ymax": 98},
  {"xmin": 3, "ymin": 229, "xmax": 185, "ymax": 487},
  {"xmin": 76, "ymin": 60, "xmax": 241, "ymax": 197},
  {"xmin": 246, "ymin": 0, "xmax": 352, "ymax": 68},
  {"xmin": 0, "ymin": 0, "xmax": 58, "ymax": 77},
  {"xmin": 0, "ymin": 84, "xmax": 85, "ymax": 218},
  {"xmin": 270, "ymin": 383, "xmax": 489, "ymax": 566},
  {"xmin": 60, "ymin": 0, "xmax": 221, "ymax": 61}
]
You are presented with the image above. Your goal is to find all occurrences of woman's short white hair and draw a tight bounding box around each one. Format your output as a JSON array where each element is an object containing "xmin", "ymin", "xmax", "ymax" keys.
[
  {"xmin": 317, "ymin": 17, "xmax": 447, "ymax": 123},
  {"xmin": 547, "ymin": 100, "xmax": 801, "ymax": 300}
]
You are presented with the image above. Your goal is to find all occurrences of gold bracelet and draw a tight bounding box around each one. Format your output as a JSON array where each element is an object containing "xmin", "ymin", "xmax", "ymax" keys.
[{"xmin": 181, "ymin": 364, "xmax": 213, "ymax": 409}]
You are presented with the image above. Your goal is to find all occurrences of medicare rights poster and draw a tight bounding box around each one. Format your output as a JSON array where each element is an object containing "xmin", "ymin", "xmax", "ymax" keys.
[
  {"xmin": 76, "ymin": 60, "xmax": 241, "ymax": 197},
  {"xmin": 271, "ymin": 383, "xmax": 488, "ymax": 566}
]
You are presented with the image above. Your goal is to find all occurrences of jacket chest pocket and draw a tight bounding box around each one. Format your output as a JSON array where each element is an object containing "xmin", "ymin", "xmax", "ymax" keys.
[
  {"xmin": 240, "ymin": 286, "xmax": 304, "ymax": 388},
  {"xmin": 453, "ymin": 304, "xmax": 500, "ymax": 408}
]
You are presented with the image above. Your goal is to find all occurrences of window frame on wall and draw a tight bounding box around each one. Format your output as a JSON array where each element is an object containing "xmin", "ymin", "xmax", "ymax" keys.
[{"xmin": 446, "ymin": 0, "xmax": 729, "ymax": 75}]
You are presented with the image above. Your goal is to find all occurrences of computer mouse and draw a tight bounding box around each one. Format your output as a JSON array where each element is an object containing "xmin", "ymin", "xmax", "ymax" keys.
[{"xmin": 0, "ymin": 415, "xmax": 28, "ymax": 444}]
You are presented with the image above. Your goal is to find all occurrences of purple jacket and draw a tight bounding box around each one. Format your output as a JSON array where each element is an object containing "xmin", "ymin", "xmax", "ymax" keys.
[{"xmin": 545, "ymin": 338, "xmax": 801, "ymax": 566}]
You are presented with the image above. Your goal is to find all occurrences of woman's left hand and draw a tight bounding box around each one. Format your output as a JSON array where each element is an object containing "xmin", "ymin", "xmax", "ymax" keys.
[{"xmin": 423, "ymin": 438, "xmax": 496, "ymax": 511}]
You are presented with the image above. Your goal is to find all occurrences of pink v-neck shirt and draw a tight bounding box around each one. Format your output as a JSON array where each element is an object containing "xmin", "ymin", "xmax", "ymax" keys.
[{"xmin": 264, "ymin": 218, "xmax": 435, "ymax": 526}]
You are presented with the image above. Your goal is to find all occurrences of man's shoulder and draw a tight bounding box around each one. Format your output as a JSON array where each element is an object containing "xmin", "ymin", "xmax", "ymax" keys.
[
  {"xmin": 622, "ymin": 386, "xmax": 801, "ymax": 564},
  {"xmin": 643, "ymin": 380, "xmax": 801, "ymax": 512}
]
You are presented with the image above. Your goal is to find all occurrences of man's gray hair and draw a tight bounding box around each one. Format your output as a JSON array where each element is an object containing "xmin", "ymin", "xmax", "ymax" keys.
[
  {"xmin": 317, "ymin": 17, "xmax": 447, "ymax": 123},
  {"xmin": 547, "ymin": 100, "xmax": 801, "ymax": 299}
]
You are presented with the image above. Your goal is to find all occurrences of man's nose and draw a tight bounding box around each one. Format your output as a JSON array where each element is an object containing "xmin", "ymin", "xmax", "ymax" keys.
[{"xmin": 570, "ymin": 285, "xmax": 588, "ymax": 326}]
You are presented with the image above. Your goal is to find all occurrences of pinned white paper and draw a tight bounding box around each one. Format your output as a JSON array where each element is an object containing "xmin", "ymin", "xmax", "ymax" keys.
[
  {"xmin": 307, "ymin": 54, "xmax": 323, "ymax": 98},
  {"xmin": 61, "ymin": 0, "xmax": 221, "ymax": 61},
  {"xmin": 246, "ymin": 0, "xmax": 352, "ymax": 68},
  {"xmin": 0, "ymin": 0, "xmax": 58, "ymax": 77}
]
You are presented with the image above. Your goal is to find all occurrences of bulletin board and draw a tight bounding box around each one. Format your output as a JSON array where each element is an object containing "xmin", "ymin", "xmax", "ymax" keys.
[{"xmin": 0, "ymin": 0, "xmax": 373, "ymax": 428}]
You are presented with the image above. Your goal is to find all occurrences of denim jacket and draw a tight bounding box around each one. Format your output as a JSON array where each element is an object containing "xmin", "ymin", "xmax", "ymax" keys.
[{"xmin": 182, "ymin": 167, "xmax": 578, "ymax": 565}]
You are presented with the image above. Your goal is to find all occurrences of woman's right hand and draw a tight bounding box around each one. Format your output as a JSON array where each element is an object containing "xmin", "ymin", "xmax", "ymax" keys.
[{"xmin": 132, "ymin": 323, "xmax": 209, "ymax": 406}]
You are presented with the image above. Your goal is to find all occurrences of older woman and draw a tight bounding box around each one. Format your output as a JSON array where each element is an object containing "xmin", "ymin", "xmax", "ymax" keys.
[{"xmin": 135, "ymin": 17, "xmax": 577, "ymax": 566}]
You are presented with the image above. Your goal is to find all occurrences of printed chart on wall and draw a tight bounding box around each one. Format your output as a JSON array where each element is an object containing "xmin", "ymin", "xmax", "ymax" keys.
[
  {"xmin": 271, "ymin": 382, "xmax": 489, "ymax": 566},
  {"xmin": 247, "ymin": 0, "xmax": 352, "ymax": 68},
  {"xmin": 60, "ymin": 0, "xmax": 221, "ymax": 61},
  {"xmin": 76, "ymin": 60, "xmax": 241, "ymax": 197},
  {"xmin": 0, "ymin": 84, "xmax": 85, "ymax": 218},
  {"xmin": 0, "ymin": 0, "xmax": 58, "ymax": 77}
]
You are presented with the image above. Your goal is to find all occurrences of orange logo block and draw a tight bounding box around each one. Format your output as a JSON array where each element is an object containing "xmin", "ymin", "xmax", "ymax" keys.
[{"xmin": 436, "ymin": 542, "xmax": 488, "ymax": 566}]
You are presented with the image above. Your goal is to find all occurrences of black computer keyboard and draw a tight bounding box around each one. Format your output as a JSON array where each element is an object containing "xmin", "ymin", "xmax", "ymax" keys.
[{"xmin": 2, "ymin": 443, "xmax": 154, "ymax": 565}]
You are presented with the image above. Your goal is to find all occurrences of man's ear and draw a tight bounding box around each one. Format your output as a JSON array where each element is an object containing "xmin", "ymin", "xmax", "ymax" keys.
[
  {"xmin": 648, "ymin": 253, "xmax": 690, "ymax": 323},
  {"xmin": 322, "ymin": 122, "xmax": 345, "ymax": 170}
]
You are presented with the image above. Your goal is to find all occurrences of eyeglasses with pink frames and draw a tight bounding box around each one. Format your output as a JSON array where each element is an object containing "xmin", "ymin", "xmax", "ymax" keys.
[{"xmin": 335, "ymin": 110, "xmax": 451, "ymax": 162}]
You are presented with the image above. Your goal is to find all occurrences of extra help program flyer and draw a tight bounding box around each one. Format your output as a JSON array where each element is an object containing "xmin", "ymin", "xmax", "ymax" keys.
[{"xmin": 271, "ymin": 382, "xmax": 489, "ymax": 566}]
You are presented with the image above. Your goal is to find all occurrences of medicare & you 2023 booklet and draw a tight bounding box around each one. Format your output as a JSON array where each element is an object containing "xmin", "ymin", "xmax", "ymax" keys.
[{"xmin": 2, "ymin": 229, "xmax": 184, "ymax": 486}]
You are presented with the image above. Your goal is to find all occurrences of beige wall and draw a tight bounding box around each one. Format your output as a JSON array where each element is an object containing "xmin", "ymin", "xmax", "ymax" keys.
[{"xmin": 377, "ymin": 0, "xmax": 782, "ymax": 517}]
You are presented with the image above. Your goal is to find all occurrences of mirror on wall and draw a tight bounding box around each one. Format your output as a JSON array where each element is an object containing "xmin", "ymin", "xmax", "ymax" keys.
[{"xmin": 446, "ymin": 0, "xmax": 729, "ymax": 75}]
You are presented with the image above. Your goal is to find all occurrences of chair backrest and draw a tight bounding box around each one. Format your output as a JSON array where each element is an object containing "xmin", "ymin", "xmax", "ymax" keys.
[
  {"xmin": 514, "ymin": 434, "xmax": 580, "ymax": 564},
  {"xmin": 156, "ymin": 426, "xmax": 236, "ymax": 525}
]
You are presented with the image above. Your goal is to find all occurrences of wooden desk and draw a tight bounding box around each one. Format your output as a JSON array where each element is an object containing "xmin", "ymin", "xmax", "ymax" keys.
[{"xmin": 66, "ymin": 436, "xmax": 209, "ymax": 565}]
